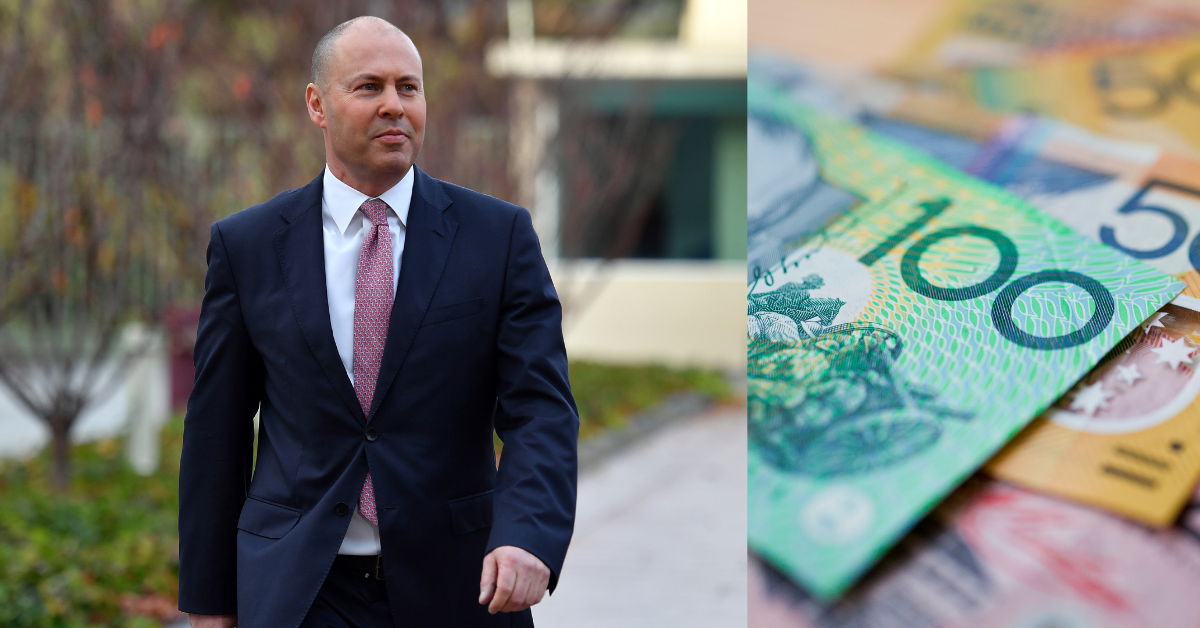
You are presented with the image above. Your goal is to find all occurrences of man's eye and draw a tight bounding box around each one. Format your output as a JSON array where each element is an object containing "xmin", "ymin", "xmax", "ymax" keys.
[{"xmin": 361, "ymin": 84, "xmax": 377, "ymax": 91}]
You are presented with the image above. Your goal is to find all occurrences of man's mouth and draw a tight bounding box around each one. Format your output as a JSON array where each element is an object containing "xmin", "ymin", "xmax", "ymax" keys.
[{"xmin": 375, "ymin": 130, "xmax": 408, "ymax": 142}]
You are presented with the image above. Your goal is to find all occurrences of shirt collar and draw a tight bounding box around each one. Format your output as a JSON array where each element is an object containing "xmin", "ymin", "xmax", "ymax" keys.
[{"xmin": 322, "ymin": 165, "xmax": 416, "ymax": 235}]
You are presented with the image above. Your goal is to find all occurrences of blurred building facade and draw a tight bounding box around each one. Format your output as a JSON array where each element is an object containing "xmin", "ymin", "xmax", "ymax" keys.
[{"xmin": 489, "ymin": 0, "xmax": 747, "ymax": 369}]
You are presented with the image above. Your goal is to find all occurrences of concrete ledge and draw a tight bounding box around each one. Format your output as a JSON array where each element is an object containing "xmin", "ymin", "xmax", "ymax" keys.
[
  {"xmin": 554, "ymin": 260, "xmax": 747, "ymax": 370},
  {"xmin": 577, "ymin": 392, "xmax": 713, "ymax": 472},
  {"xmin": 487, "ymin": 40, "xmax": 747, "ymax": 80}
]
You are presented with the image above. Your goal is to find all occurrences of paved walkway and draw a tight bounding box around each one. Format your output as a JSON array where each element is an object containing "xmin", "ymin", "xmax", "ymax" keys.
[{"xmin": 532, "ymin": 406, "xmax": 748, "ymax": 628}]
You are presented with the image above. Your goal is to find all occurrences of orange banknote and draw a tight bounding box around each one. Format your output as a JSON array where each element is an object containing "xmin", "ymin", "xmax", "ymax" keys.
[{"xmin": 988, "ymin": 293, "xmax": 1200, "ymax": 525}]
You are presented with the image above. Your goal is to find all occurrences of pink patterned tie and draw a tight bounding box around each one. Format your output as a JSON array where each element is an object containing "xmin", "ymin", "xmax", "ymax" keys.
[{"xmin": 353, "ymin": 198, "xmax": 393, "ymax": 526}]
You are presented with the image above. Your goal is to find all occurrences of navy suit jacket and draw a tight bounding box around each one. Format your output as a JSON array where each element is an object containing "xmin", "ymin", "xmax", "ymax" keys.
[{"xmin": 178, "ymin": 167, "xmax": 578, "ymax": 628}]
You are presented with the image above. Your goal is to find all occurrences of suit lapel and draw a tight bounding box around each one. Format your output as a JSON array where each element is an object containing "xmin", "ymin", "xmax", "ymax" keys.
[
  {"xmin": 368, "ymin": 167, "xmax": 457, "ymax": 420},
  {"xmin": 274, "ymin": 173, "xmax": 367, "ymax": 426}
]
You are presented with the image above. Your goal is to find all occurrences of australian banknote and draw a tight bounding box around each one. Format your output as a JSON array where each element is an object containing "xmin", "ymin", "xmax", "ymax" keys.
[
  {"xmin": 989, "ymin": 294, "xmax": 1200, "ymax": 525},
  {"xmin": 892, "ymin": 0, "xmax": 1200, "ymax": 76},
  {"xmin": 939, "ymin": 118, "xmax": 1200, "ymax": 524},
  {"xmin": 931, "ymin": 113, "xmax": 1200, "ymax": 291},
  {"xmin": 754, "ymin": 56, "xmax": 1200, "ymax": 525},
  {"xmin": 753, "ymin": 56, "xmax": 1200, "ymax": 288},
  {"xmin": 750, "ymin": 478, "xmax": 1200, "ymax": 628},
  {"xmin": 747, "ymin": 78, "xmax": 1183, "ymax": 598},
  {"xmin": 902, "ymin": 39, "xmax": 1200, "ymax": 160}
]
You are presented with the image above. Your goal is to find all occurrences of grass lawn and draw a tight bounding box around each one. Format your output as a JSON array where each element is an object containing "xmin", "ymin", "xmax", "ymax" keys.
[
  {"xmin": 568, "ymin": 362, "xmax": 734, "ymax": 439},
  {"xmin": 0, "ymin": 362, "xmax": 734, "ymax": 626}
]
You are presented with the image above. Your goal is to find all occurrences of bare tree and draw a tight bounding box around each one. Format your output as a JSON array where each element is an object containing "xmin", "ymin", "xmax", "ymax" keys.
[
  {"xmin": 555, "ymin": 86, "xmax": 681, "ymax": 328},
  {"xmin": 0, "ymin": 0, "xmax": 197, "ymax": 489}
]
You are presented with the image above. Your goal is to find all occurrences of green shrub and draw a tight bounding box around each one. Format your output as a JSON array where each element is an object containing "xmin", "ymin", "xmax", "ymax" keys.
[
  {"xmin": 0, "ymin": 422, "xmax": 182, "ymax": 628},
  {"xmin": 0, "ymin": 362, "xmax": 732, "ymax": 624},
  {"xmin": 569, "ymin": 362, "xmax": 733, "ymax": 439}
]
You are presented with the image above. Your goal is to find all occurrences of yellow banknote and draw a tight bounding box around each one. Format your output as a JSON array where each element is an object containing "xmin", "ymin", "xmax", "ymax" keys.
[
  {"xmin": 914, "ymin": 40, "xmax": 1200, "ymax": 159},
  {"xmin": 895, "ymin": 0, "xmax": 1200, "ymax": 77},
  {"xmin": 988, "ymin": 289, "xmax": 1200, "ymax": 526}
]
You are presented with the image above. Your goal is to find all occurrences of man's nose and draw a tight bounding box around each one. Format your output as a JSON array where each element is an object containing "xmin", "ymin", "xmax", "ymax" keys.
[{"xmin": 379, "ymin": 84, "xmax": 404, "ymax": 118}]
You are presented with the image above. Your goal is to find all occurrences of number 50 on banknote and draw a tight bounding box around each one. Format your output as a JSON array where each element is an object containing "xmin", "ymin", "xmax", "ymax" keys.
[{"xmin": 746, "ymin": 79, "xmax": 1185, "ymax": 599}]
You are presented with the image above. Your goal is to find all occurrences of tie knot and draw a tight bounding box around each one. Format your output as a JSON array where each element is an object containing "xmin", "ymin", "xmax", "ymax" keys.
[{"xmin": 359, "ymin": 198, "xmax": 389, "ymax": 227}]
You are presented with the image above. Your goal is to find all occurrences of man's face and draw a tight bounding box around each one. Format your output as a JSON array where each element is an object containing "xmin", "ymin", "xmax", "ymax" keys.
[{"xmin": 311, "ymin": 27, "xmax": 426, "ymax": 180}]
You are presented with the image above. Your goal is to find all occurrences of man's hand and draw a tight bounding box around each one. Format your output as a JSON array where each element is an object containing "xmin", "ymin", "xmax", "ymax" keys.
[
  {"xmin": 478, "ymin": 545, "xmax": 551, "ymax": 614},
  {"xmin": 189, "ymin": 614, "xmax": 237, "ymax": 628}
]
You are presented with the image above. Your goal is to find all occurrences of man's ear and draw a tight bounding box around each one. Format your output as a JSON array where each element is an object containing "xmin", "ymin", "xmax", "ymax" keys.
[{"xmin": 306, "ymin": 83, "xmax": 327, "ymax": 129}]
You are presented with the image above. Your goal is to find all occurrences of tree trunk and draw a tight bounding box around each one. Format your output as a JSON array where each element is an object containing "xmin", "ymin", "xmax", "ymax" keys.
[{"xmin": 50, "ymin": 418, "xmax": 72, "ymax": 492}]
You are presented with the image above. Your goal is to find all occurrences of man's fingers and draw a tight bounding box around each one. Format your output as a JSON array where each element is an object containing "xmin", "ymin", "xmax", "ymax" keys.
[
  {"xmin": 488, "ymin": 559, "xmax": 518, "ymax": 614},
  {"xmin": 525, "ymin": 567, "xmax": 548, "ymax": 607},
  {"xmin": 531, "ymin": 573, "xmax": 548, "ymax": 606},
  {"xmin": 481, "ymin": 546, "xmax": 552, "ymax": 614},
  {"xmin": 515, "ymin": 571, "xmax": 542, "ymax": 612},
  {"xmin": 479, "ymin": 553, "xmax": 498, "ymax": 605},
  {"xmin": 504, "ymin": 570, "xmax": 534, "ymax": 613}
]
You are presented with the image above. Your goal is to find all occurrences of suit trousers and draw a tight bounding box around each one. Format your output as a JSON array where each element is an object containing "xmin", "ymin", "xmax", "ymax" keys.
[{"xmin": 299, "ymin": 555, "xmax": 393, "ymax": 628}]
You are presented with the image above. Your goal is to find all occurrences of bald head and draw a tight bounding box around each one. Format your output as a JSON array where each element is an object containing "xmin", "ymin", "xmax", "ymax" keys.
[
  {"xmin": 311, "ymin": 16, "xmax": 419, "ymax": 89},
  {"xmin": 304, "ymin": 14, "xmax": 426, "ymax": 197}
]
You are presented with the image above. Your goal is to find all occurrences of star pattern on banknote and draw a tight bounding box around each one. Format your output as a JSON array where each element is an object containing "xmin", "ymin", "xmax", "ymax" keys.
[
  {"xmin": 1152, "ymin": 336, "xmax": 1196, "ymax": 371},
  {"xmin": 1114, "ymin": 363, "xmax": 1142, "ymax": 386},
  {"xmin": 1069, "ymin": 381, "xmax": 1114, "ymax": 416},
  {"xmin": 1143, "ymin": 312, "xmax": 1168, "ymax": 332}
]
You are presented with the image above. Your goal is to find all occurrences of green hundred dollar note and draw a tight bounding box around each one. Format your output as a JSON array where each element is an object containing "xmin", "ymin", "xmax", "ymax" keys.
[{"xmin": 747, "ymin": 78, "xmax": 1185, "ymax": 599}]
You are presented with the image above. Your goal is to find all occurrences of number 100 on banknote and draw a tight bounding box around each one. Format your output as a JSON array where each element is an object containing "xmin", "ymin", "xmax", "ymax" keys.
[{"xmin": 746, "ymin": 79, "xmax": 1185, "ymax": 599}]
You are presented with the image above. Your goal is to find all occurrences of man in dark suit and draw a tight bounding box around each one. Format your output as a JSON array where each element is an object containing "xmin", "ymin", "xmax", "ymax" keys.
[{"xmin": 178, "ymin": 16, "xmax": 578, "ymax": 628}]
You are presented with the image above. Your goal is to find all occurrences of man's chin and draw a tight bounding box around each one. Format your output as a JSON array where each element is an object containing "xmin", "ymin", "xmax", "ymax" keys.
[{"xmin": 366, "ymin": 152, "xmax": 416, "ymax": 176}]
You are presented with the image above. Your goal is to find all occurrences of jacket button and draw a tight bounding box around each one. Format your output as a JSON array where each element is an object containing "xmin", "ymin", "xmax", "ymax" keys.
[
  {"xmin": 365, "ymin": 427, "xmax": 378, "ymax": 442},
  {"xmin": 335, "ymin": 502, "xmax": 350, "ymax": 516}
]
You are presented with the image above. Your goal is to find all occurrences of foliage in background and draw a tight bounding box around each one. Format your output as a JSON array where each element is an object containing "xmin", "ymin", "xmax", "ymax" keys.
[
  {"xmin": 0, "ymin": 362, "xmax": 729, "ymax": 624},
  {"xmin": 533, "ymin": 0, "xmax": 683, "ymax": 39},
  {"xmin": 569, "ymin": 362, "xmax": 733, "ymax": 439},
  {"xmin": 0, "ymin": 421, "xmax": 183, "ymax": 628}
]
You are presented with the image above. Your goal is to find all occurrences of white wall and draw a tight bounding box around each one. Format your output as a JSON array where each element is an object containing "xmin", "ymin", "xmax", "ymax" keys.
[
  {"xmin": 554, "ymin": 260, "xmax": 746, "ymax": 370},
  {"xmin": 0, "ymin": 327, "xmax": 170, "ymax": 470}
]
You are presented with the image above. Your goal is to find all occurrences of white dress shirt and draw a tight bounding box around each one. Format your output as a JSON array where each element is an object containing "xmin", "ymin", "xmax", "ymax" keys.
[{"xmin": 321, "ymin": 165, "xmax": 414, "ymax": 555}]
